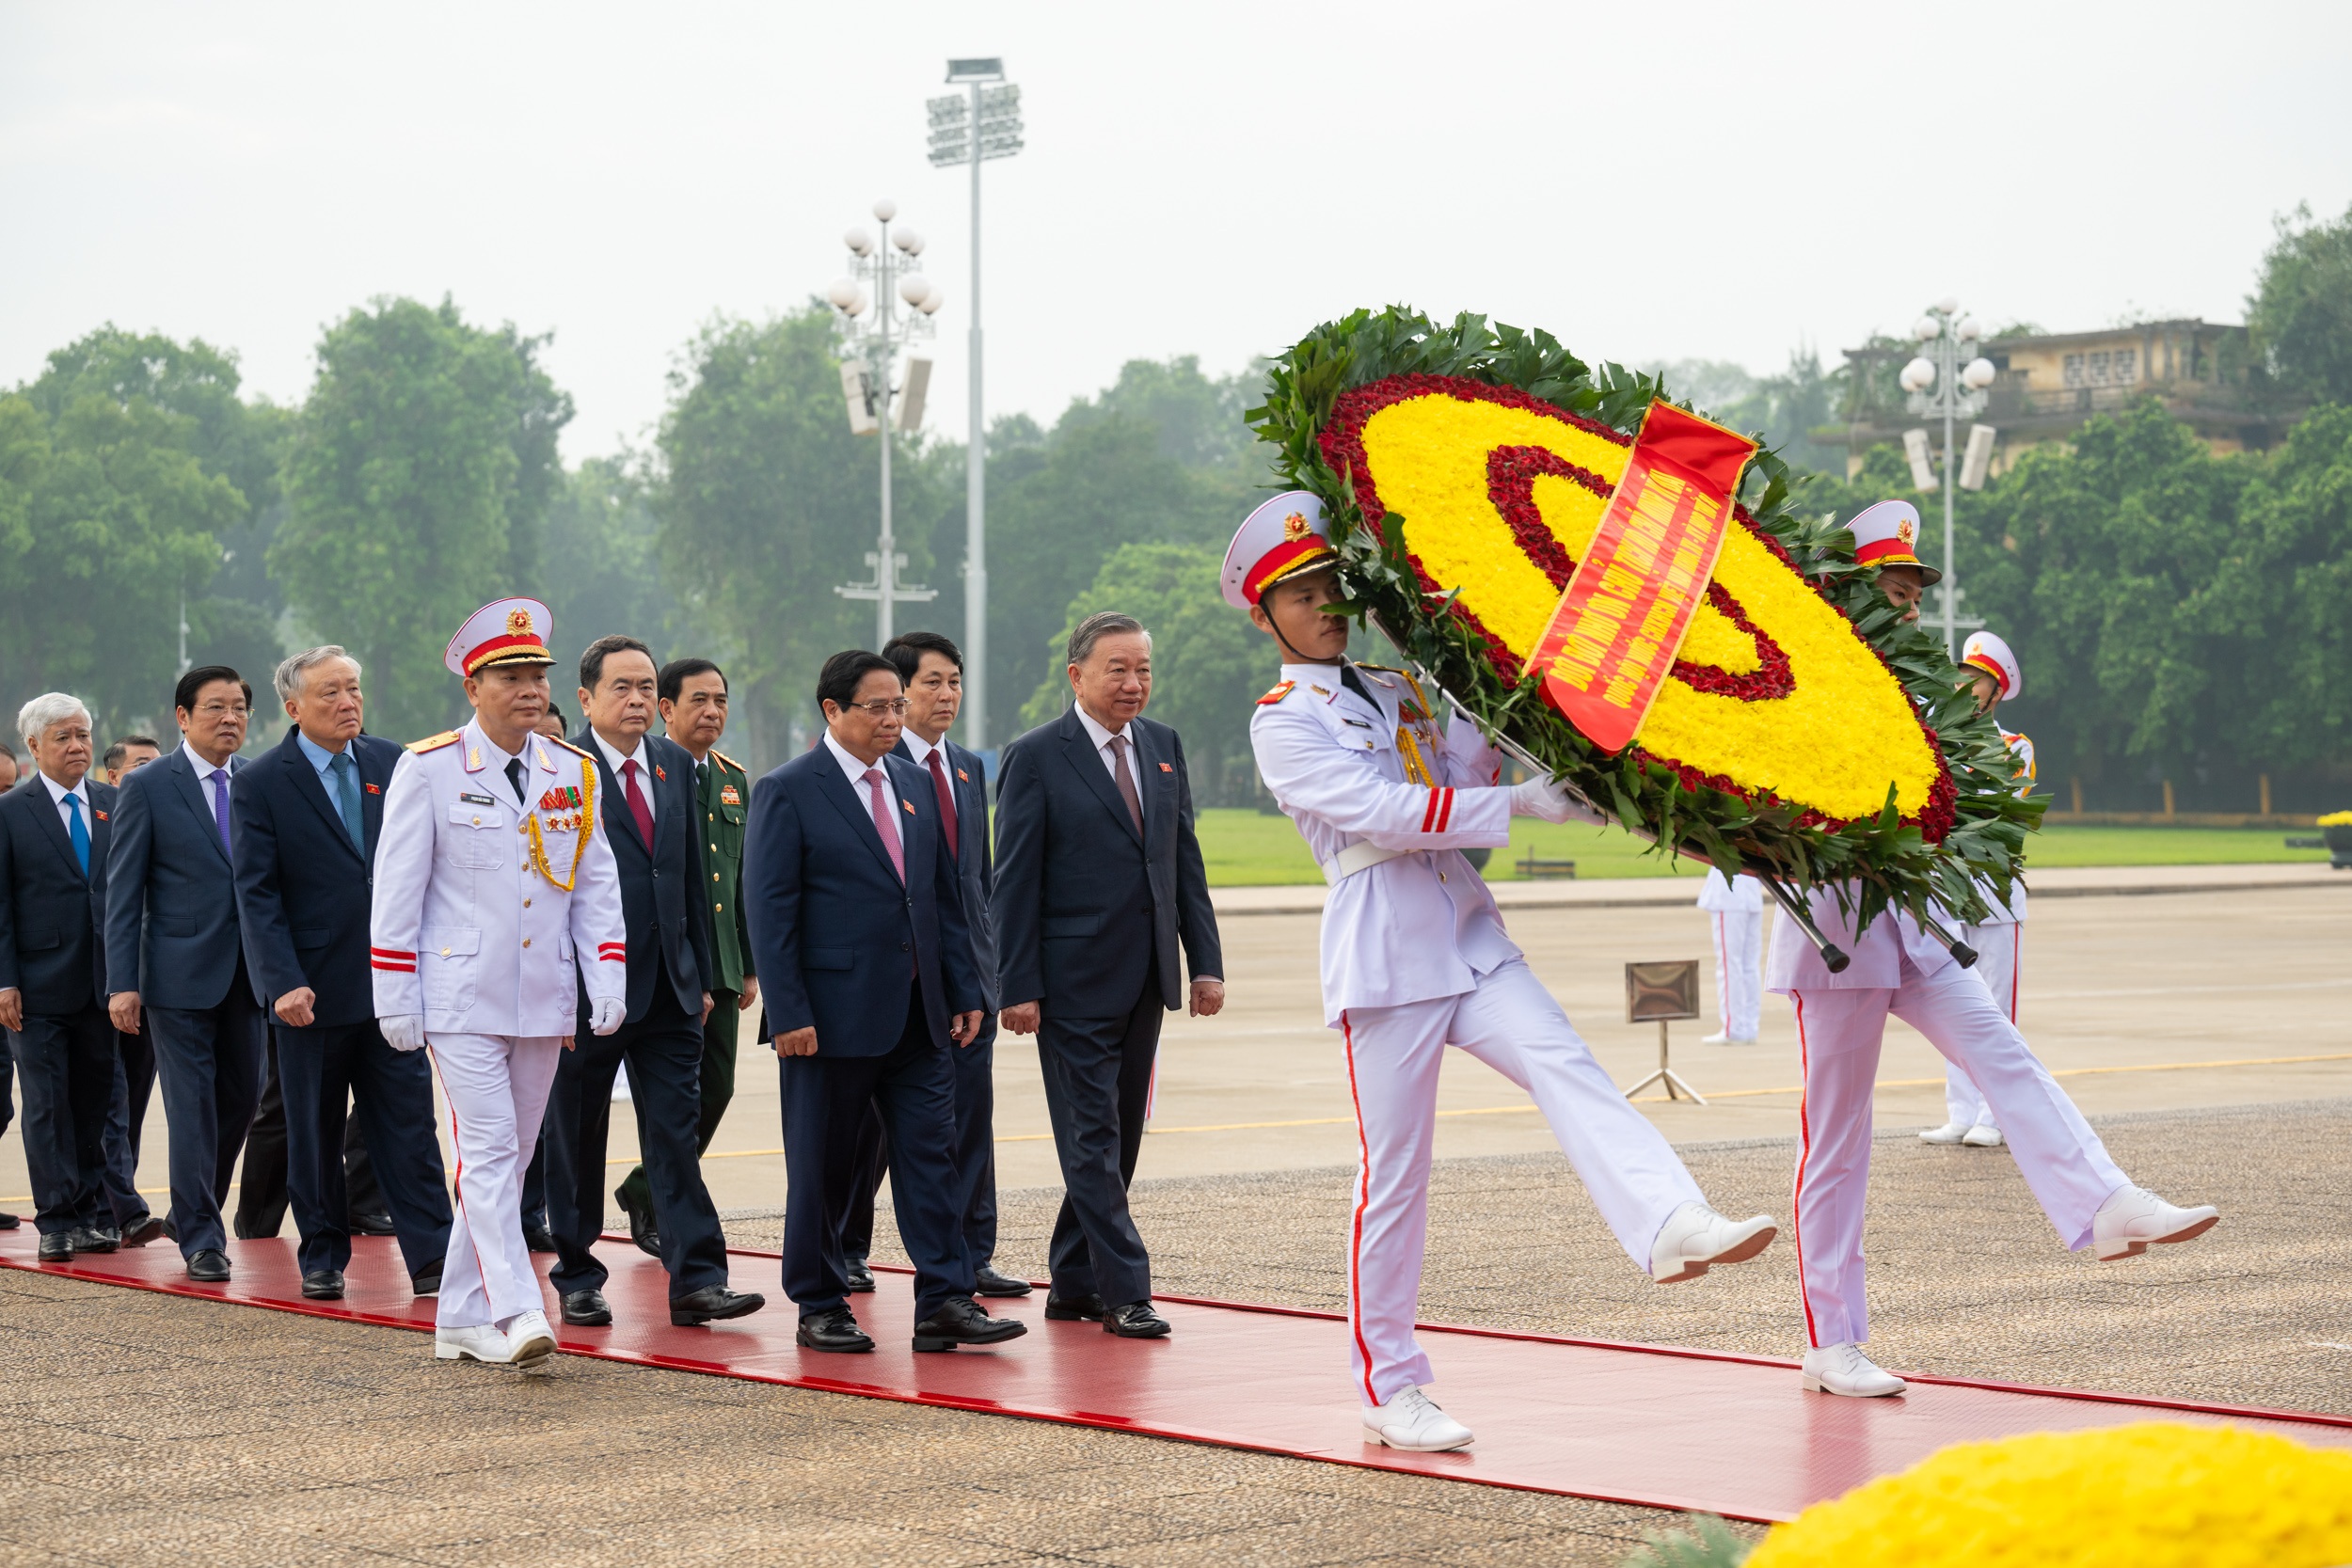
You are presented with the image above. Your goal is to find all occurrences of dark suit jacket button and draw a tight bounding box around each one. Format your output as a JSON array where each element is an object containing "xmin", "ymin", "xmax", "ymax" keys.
[{"xmin": 900, "ymin": 942, "xmax": 911, "ymax": 952}]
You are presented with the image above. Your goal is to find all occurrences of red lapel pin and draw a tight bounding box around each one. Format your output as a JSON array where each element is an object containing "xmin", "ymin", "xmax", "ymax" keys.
[
  {"xmin": 94, "ymin": 810, "xmax": 108, "ymax": 821},
  {"xmin": 956, "ymin": 768, "xmax": 968, "ymax": 782},
  {"xmin": 902, "ymin": 800, "xmax": 915, "ymax": 814},
  {"xmin": 655, "ymin": 764, "xmax": 667, "ymax": 782},
  {"xmin": 364, "ymin": 783, "xmax": 381, "ymax": 795},
  {"xmin": 1159, "ymin": 762, "xmax": 1172, "ymax": 772}
]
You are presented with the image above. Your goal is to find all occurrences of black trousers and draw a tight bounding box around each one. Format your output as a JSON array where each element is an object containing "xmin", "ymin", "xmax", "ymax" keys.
[
  {"xmin": 1037, "ymin": 960, "xmax": 1164, "ymax": 1307},
  {"xmin": 780, "ymin": 983, "xmax": 972, "ymax": 1321},
  {"xmin": 617, "ymin": 988, "xmax": 739, "ymax": 1217},
  {"xmin": 545, "ymin": 990, "xmax": 728, "ymax": 1301},
  {"xmin": 144, "ymin": 966, "xmax": 266, "ymax": 1259},
  {"xmin": 8, "ymin": 1006, "xmax": 115, "ymax": 1236},
  {"xmin": 518, "ymin": 1131, "xmax": 548, "ymax": 1229},
  {"xmin": 100, "ymin": 1028, "xmax": 154, "ymax": 1227},
  {"xmin": 842, "ymin": 1016, "xmax": 999, "ymax": 1265},
  {"xmin": 278, "ymin": 1020, "xmax": 453, "ymax": 1279},
  {"xmin": 236, "ymin": 1027, "xmax": 385, "ymax": 1239}
]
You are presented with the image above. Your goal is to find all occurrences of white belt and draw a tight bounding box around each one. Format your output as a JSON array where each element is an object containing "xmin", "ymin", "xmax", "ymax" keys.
[{"xmin": 1320, "ymin": 842, "xmax": 1406, "ymax": 886}]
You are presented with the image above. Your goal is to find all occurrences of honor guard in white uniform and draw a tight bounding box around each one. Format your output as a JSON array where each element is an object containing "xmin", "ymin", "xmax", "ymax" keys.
[
  {"xmin": 1770, "ymin": 507, "xmax": 2217, "ymax": 1400},
  {"xmin": 1227, "ymin": 494, "xmax": 1777, "ymax": 1454},
  {"xmin": 370, "ymin": 597, "xmax": 627, "ymax": 1369},
  {"xmin": 1923, "ymin": 630, "xmax": 2036, "ymax": 1147},
  {"xmin": 1695, "ymin": 869, "xmax": 1764, "ymax": 1045}
]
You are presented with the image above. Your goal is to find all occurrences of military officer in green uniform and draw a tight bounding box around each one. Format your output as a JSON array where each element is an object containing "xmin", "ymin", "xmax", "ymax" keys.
[{"xmin": 612, "ymin": 658, "xmax": 756, "ymax": 1253}]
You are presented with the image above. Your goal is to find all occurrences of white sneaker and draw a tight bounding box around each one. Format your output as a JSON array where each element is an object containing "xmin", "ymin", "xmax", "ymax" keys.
[
  {"xmin": 1700, "ymin": 1031, "xmax": 1758, "ymax": 1047},
  {"xmin": 1962, "ymin": 1124, "xmax": 2005, "ymax": 1148},
  {"xmin": 1919, "ymin": 1121, "xmax": 1973, "ymax": 1145},
  {"xmin": 1361, "ymin": 1386, "xmax": 1474, "ymax": 1451},
  {"xmin": 435, "ymin": 1323, "xmax": 514, "ymax": 1364},
  {"xmin": 1802, "ymin": 1341, "xmax": 1907, "ymax": 1398},
  {"xmin": 2092, "ymin": 1185, "xmax": 2219, "ymax": 1261},
  {"xmin": 1650, "ymin": 1202, "xmax": 1777, "ymax": 1284},
  {"xmin": 503, "ymin": 1308, "xmax": 557, "ymax": 1368}
]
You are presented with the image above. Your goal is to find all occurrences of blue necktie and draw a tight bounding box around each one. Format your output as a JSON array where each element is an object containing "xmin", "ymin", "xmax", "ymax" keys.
[
  {"xmin": 328, "ymin": 751, "xmax": 365, "ymax": 854},
  {"xmin": 211, "ymin": 768, "xmax": 232, "ymax": 855},
  {"xmin": 65, "ymin": 792, "xmax": 90, "ymax": 877}
]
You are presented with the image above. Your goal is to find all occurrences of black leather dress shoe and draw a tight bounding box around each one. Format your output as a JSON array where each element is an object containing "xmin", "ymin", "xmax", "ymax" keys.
[
  {"xmin": 912, "ymin": 1295, "xmax": 1029, "ymax": 1353},
  {"xmin": 1103, "ymin": 1300, "xmax": 1171, "ymax": 1338},
  {"xmin": 0, "ymin": 1212, "xmax": 19, "ymax": 1230},
  {"xmin": 795, "ymin": 1307, "xmax": 874, "ymax": 1352},
  {"xmin": 522, "ymin": 1222, "xmax": 559, "ymax": 1254},
  {"xmin": 974, "ymin": 1262, "xmax": 1034, "ymax": 1297},
  {"xmin": 37, "ymin": 1232, "xmax": 72, "ymax": 1261},
  {"xmin": 301, "ymin": 1269, "xmax": 345, "ymax": 1300},
  {"xmin": 411, "ymin": 1267, "xmax": 442, "ymax": 1296},
  {"xmin": 842, "ymin": 1254, "xmax": 875, "ymax": 1292},
  {"xmin": 186, "ymin": 1249, "xmax": 231, "ymax": 1283},
  {"xmin": 562, "ymin": 1289, "xmax": 612, "ymax": 1326},
  {"xmin": 71, "ymin": 1227, "xmax": 119, "ymax": 1254},
  {"xmin": 119, "ymin": 1214, "xmax": 167, "ymax": 1247},
  {"xmin": 350, "ymin": 1211, "xmax": 398, "ymax": 1238},
  {"xmin": 1043, "ymin": 1291, "xmax": 1109, "ymax": 1322},
  {"xmin": 613, "ymin": 1187, "xmax": 661, "ymax": 1259},
  {"xmin": 671, "ymin": 1285, "xmax": 765, "ymax": 1326}
]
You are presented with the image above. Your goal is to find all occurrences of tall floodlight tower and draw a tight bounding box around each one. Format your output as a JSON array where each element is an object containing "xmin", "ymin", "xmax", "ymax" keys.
[
  {"xmin": 1898, "ymin": 298, "xmax": 2000, "ymax": 657},
  {"xmin": 826, "ymin": 198, "xmax": 945, "ymax": 645},
  {"xmin": 928, "ymin": 58, "xmax": 1023, "ymax": 750}
]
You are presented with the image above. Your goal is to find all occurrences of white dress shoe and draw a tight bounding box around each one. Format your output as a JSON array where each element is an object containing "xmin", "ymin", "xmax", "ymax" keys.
[
  {"xmin": 1362, "ymin": 1386, "xmax": 1474, "ymax": 1451},
  {"xmin": 435, "ymin": 1323, "xmax": 514, "ymax": 1364},
  {"xmin": 1700, "ymin": 1031, "xmax": 1758, "ymax": 1046},
  {"xmin": 1650, "ymin": 1202, "xmax": 1778, "ymax": 1284},
  {"xmin": 2092, "ymin": 1185, "xmax": 2219, "ymax": 1261},
  {"xmin": 503, "ymin": 1308, "xmax": 557, "ymax": 1369},
  {"xmin": 1802, "ymin": 1341, "xmax": 1907, "ymax": 1398},
  {"xmin": 1919, "ymin": 1120, "xmax": 1973, "ymax": 1144},
  {"xmin": 1961, "ymin": 1124, "xmax": 2005, "ymax": 1148}
]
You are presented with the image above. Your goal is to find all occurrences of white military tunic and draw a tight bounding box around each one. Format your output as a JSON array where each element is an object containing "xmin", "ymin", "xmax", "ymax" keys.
[
  {"xmin": 1946, "ymin": 725, "xmax": 2036, "ymax": 1130},
  {"xmin": 1768, "ymin": 882, "xmax": 2127, "ymax": 1349},
  {"xmin": 370, "ymin": 718, "xmax": 625, "ymax": 1329},
  {"xmin": 1252, "ymin": 660, "xmax": 1705, "ymax": 1406}
]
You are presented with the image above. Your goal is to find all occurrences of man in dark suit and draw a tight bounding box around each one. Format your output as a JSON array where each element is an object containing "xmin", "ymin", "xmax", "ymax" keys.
[
  {"xmin": 105, "ymin": 666, "xmax": 266, "ymax": 1282},
  {"xmin": 230, "ymin": 646, "xmax": 453, "ymax": 1300},
  {"xmin": 995, "ymin": 611, "xmax": 1225, "ymax": 1338},
  {"xmin": 840, "ymin": 631, "xmax": 1025, "ymax": 1297},
  {"xmin": 92, "ymin": 735, "xmax": 165, "ymax": 1243},
  {"xmin": 545, "ymin": 634, "xmax": 761, "ymax": 1330},
  {"xmin": 1, "ymin": 695, "xmax": 120, "ymax": 1259},
  {"xmin": 744, "ymin": 649, "xmax": 1020, "ymax": 1355}
]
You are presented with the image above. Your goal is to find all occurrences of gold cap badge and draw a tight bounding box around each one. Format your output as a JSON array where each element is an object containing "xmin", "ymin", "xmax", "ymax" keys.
[
  {"xmin": 506, "ymin": 608, "xmax": 533, "ymax": 634},
  {"xmin": 1282, "ymin": 511, "xmax": 1312, "ymax": 543}
]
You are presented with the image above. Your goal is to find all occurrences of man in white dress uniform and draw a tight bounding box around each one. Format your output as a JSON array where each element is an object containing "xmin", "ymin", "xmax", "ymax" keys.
[
  {"xmin": 370, "ymin": 597, "xmax": 628, "ymax": 1369},
  {"xmin": 1772, "ymin": 504, "xmax": 2217, "ymax": 1400},
  {"xmin": 1229, "ymin": 493, "xmax": 1778, "ymax": 1454},
  {"xmin": 1695, "ymin": 869, "xmax": 1763, "ymax": 1046}
]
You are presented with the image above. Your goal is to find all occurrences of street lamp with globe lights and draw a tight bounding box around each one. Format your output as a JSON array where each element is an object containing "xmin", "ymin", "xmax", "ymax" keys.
[
  {"xmin": 827, "ymin": 198, "xmax": 946, "ymax": 645},
  {"xmin": 1899, "ymin": 298, "xmax": 2000, "ymax": 657}
]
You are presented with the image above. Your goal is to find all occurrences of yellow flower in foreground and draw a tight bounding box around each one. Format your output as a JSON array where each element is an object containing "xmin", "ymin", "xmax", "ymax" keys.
[
  {"xmin": 2316, "ymin": 809, "xmax": 2352, "ymax": 827},
  {"xmin": 1745, "ymin": 1422, "xmax": 2352, "ymax": 1568}
]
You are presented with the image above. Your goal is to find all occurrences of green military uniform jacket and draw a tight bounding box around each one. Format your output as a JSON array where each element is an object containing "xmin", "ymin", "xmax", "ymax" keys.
[{"xmin": 696, "ymin": 747, "xmax": 755, "ymax": 995}]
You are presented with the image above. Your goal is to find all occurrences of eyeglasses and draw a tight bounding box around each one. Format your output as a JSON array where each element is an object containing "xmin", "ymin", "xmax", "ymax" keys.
[
  {"xmin": 841, "ymin": 698, "xmax": 909, "ymax": 718},
  {"xmin": 194, "ymin": 702, "xmax": 249, "ymax": 718}
]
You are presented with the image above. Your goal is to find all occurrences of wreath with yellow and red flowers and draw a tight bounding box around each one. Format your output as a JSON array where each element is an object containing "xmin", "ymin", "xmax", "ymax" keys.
[{"xmin": 1248, "ymin": 308, "xmax": 2040, "ymax": 929}]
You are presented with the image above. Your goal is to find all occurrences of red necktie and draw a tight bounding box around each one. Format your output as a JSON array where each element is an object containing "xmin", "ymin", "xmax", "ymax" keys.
[
  {"xmin": 864, "ymin": 768, "xmax": 905, "ymax": 881},
  {"xmin": 621, "ymin": 757, "xmax": 655, "ymax": 848},
  {"xmin": 925, "ymin": 750, "xmax": 959, "ymax": 861}
]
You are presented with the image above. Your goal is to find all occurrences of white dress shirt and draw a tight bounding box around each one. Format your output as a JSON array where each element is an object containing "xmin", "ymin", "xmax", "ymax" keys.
[
  {"xmin": 38, "ymin": 769, "xmax": 94, "ymax": 841},
  {"xmin": 1071, "ymin": 702, "xmax": 1143, "ymax": 825},
  {"xmin": 179, "ymin": 738, "xmax": 236, "ymax": 831},
  {"xmin": 823, "ymin": 730, "xmax": 892, "ymax": 792},
  {"xmin": 591, "ymin": 729, "xmax": 655, "ymax": 824}
]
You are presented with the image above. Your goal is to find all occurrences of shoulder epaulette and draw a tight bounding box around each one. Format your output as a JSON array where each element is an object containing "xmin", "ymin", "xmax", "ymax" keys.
[
  {"xmin": 1353, "ymin": 662, "xmax": 1402, "ymax": 673},
  {"xmin": 546, "ymin": 735, "xmax": 594, "ymax": 759},
  {"xmin": 406, "ymin": 731, "xmax": 459, "ymax": 754},
  {"xmin": 711, "ymin": 748, "xmax": 744, "ymax": 774},
  {"xmin": 1257, "ymin": 680, "xmax": 1296, "ymax": 706}
]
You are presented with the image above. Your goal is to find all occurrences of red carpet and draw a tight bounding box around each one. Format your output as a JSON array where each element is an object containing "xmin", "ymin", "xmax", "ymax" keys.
[{"xmin": 8, "ymin": 1227, "xmax": 2347, "ymax": 1524}]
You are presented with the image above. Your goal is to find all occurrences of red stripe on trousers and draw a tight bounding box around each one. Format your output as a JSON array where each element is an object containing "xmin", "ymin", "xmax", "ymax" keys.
[
  {"xmin": 426, "ymin": 1044, "xmax": 495, "ymax": 1323},
  {"xmin": 1791, "ymin": 992, "xmax": 1820, "ymax": 1349},
  {"xmin": 1340, "ymin": 1011, "xmax": 1380, "ymax": 1406}
]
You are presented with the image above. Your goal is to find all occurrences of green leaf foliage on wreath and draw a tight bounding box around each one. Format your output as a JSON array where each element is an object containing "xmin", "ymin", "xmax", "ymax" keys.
[{"xmin": 1245, "ymin": 306, "xmax": 2042, "ymax": 933}]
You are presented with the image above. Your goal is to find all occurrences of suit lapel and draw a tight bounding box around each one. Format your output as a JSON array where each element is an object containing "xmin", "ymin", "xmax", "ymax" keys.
[
  {"xmin": 167, "ymin": 753, "xmax": 231, "ymax": 866},
  {"xmin": 359, "ymin": 737, "xmax": 391, "ymax": 856},
  {"xmin": 815, "ymin": 757, "xmax": 903, "ymax": 883},
  {"xmin": 25, "ymin": 781, "xmax": 88, "ymax": 882},
  {"xmin": 1131, "ymin": 721, "xmax": 1169, "ymax": 856},
  {"xmin": 283, "ymin": 732, "xmax": 365, "ymax": 864},
  {"xmin": 578, "ymin": 731, "xmax": 648, "ymax": 856},
  {"xmin": 1058, "ymin": 710, "xmax": 1141, "ymax": 847},
  {"xmin": 947, "ymin": 740, "xmax": 985, "ymax": 877}
]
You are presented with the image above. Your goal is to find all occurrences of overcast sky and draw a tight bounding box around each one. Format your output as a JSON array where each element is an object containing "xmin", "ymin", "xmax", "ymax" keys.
[{"xmin": 4, "ymin": 2, "xmax": 2348, "ymax": 463}]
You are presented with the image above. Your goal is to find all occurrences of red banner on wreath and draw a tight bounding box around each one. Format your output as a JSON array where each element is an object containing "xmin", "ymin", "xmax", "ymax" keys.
[{"xmin": 1529, "ymin": 401, "xmax": 1759, "ymax": 753}]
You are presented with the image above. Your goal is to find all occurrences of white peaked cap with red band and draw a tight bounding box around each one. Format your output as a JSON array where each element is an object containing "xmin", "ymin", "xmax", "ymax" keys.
[
  {"xmin": 446, "ymin": 596, "xmax": 556, "ymax": 677},
  {"xmin": 1962, "ymin": 630, "xmax": 2023, "ymax": 701},
  {"xmin": 1848, "ymin": 499, "xmax": 1942, "ymax": 585},
  {"xmin": 1222, "ymin": 491, "xmax": 1339, "ymax": 610}
]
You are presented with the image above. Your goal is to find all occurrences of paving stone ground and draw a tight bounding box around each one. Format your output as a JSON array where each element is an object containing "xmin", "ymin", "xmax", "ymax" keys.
[{"xmin": 3, "ymin": 1100, "xmax": 2346, "ymax": 1567}]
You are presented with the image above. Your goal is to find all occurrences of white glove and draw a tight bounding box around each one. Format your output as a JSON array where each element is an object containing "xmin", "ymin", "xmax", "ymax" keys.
[
  {"xmin": 1509, "ymin": 775, "xmax": 1581, "ymax": 823},
  {"xmin": 589, "ymin": 996, "xmax": 626, "ymax": 1036},
  {"xmin": 379, "ymin": 1014, "xmax": 425, "ymax": 1053}
]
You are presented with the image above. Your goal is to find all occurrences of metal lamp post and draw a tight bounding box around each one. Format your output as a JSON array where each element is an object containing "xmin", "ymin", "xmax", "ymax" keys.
[
  {"xmin": 826, "ymin": 198, "xmax": 944, "ymax": 646},
  {"xmin": 928, "ymin": 59, "xmax": 1023, "ymax": 750},
  {"xmin": 1899, "ymin": 298, "xmax": 2000, "ymax": 657}
]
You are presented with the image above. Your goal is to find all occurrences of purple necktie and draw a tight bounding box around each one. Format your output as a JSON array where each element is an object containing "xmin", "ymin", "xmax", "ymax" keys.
[
  {"xmin": 211, "ymin": 768, "xmax": 231, "ymax": 854},
  {"xmin": 864, "ymin": 768, "xmax": 905, "ymax": 882}
]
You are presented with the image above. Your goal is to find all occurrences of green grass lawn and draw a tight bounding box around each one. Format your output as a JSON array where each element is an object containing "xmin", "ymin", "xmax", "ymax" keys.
[{"xmin": 1195, "ymin": 808, "xmax": 2333, "ymax": 887}]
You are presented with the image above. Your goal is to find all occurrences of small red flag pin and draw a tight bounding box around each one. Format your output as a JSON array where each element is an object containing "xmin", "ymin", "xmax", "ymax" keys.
[
  {"xmin": 1159, "ymin": 762, "xmax": 1172, "ymax": 772},
  {"xmin": 364, "ymin": 783, "xmax": 381, "ymax": 795}
]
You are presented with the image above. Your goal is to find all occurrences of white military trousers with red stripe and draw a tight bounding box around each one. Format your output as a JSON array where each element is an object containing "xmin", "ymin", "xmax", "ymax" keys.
[
  {"xmin": 1341, "ymin": 958, "xmax": 1703, "ymax": 1405},
  {"xmin": 426, "ymin": 1032, "xmax": 564, "ymax": 1330},
  {"xmin": 1943, "ymin": 923, "xmax": 2024, "ymax": 1131},
  {"xmin": 1788, "ymin": 952, "xmax": 2125, "ymax": 1348}
]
